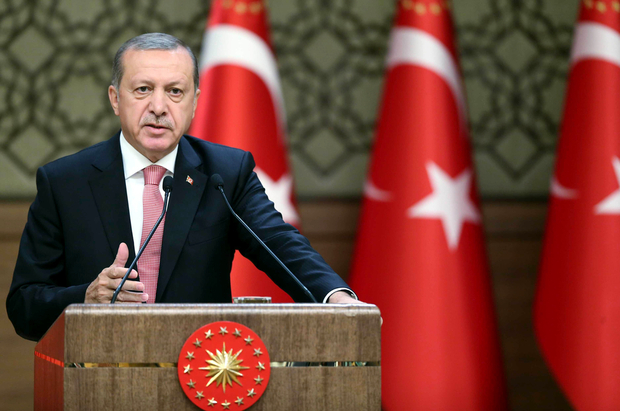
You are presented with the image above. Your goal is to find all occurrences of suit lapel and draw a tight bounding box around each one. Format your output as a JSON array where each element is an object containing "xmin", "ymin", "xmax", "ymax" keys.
[
  {"xmin": 88, "ymin": 133, "xmax": 136, "ymax": 264},
  {"xmin": 157, "ymin": 137, "xmax": 207, "ymax": 300}
]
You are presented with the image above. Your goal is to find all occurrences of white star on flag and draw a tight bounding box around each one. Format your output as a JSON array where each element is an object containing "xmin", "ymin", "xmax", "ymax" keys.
[
  {"xmin": 407, "ymin": 162, "xmax": 481, "ymax": 250},
  {"xmin": 255, "ymin": 168, "xmax": 300, "ymax": 225},
  {"xmin": 595, "ymin": 156, "xmax": 620, "ymax": 214}
]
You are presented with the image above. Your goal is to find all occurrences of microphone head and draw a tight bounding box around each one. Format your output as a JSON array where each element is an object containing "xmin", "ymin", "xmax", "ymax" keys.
[
  {"xmin": 211, "ymin": 174, "xmax": 224, "ymax": 190},
  {"xmin": 163, "ymin": 176, "xmax": 174, "ymax": 192}
]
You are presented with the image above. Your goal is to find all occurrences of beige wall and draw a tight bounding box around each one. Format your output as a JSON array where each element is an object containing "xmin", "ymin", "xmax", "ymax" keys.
[{"xmin": 0, "ymin": 203, "xmax": 36, "ymax": 410}]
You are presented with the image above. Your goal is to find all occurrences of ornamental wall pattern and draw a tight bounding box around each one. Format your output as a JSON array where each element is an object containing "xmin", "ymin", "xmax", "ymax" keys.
[{"xmin": 0, "ymin": 0, "xmax": 581, "ymax": 198}]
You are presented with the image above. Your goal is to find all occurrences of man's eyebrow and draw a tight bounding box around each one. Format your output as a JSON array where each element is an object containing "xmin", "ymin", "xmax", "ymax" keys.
[
  {"xmin": 130, "ymin": 78, "xmax": 154, "ymax": 86},
  {"xmin": 127, "ymin": 78, "xmax": 191, "ymax": 92},
  {"xmin": 166, "ymin": 80, "xmax": 189, "ymax": 88}
]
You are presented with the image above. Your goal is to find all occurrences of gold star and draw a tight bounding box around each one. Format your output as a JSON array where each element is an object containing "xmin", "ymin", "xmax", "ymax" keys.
[
  {"xmin": 207, "ymin": 398, "xmax": 217, "ymax": 407},
  {"xmin": 186, "ymin": 379, "xmax": 196, "ymax": 389},
  {"xmin": 253, "ymin": 348, "xmax": 262, "ymax": 357},
  {"xmin": 233, "ymin": 328, "xmax": 242, "ymax": 338},
  {"xmin": 235, "ymin": 397, "xmax": 244, "ymax": 406},
  {"xmin": 244, "ymin": 336, "xmax": 254, "ymax": 345},
  {"xmin": 219, "ymin": 326, "xmax": 228, "ymax": 336},
  {"xmin": 195, "ymin": 391, "xmax": 204, "ymax": 400},
  {"xmin": 249, "ymin": 2, "xmax": 262, "ymax": 14},
  {"xmin": 204, "ymin": 329, "xmax": 214, "ymax": 340},
  {"xmin": 184, "ymin": 364, "xmax": 192, "ymax": 374},
  {"xmin": 247, "ymin": 388, "xmax": 256, "ymax": 397},
  {"xmin": 186, "ymin": 351, "xmax": 195, "ymax": 361},
  {"xmin": 256, "ymin": 362, "xmax": 265, "ymax": 371},
  {"xmin": 198, "ymin": 342, "xmax": 249, "ymax": 392},
  {"xmin": 235, "ymin": 2, "xmax": 247, "ymax": 14},
  {"xmin": 222, "ymin": 400, "xmax": 231, "ymax": 409},
  {"xmin": 193, "ymin": 338, "xmax": 202, "ymax": 348},
  {"xmin": 254, "ymin": 375, "xmax": 264, "ymax": 385}
]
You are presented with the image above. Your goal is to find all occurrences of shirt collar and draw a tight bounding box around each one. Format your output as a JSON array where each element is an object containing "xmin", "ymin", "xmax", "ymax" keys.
[{"xmin": 119, "ymin": 131, "xmax": 178, "ymax": 179}]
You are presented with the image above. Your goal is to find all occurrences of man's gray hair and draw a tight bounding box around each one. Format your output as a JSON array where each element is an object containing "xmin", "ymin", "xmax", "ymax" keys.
[{"xmin": 111, "ymin": 33, "xmax": 199, "ymax": 91}]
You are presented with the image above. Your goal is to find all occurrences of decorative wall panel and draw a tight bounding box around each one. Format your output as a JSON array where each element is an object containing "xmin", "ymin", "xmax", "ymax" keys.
[
  {"xmin": 0, "ymin": 0, "xmax": 580, "ymax": 198},
  {"xmin": 458, "ymin": 0, "xmax": 578, "ymax": 197}
]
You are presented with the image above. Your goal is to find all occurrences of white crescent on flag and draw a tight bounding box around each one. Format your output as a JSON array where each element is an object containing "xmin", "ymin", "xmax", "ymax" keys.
[
  {"xmin": 363, "ymin": 179, "xmax": 393, "ymax": 202},
  {"xmin": 548, "ymin": 22, "xmax": 620, "ymax": 201},
  {"xmin": 550, "ymin": 176, "xmax": 578, "ymax": 199},
  {"xmin": 571, "ymin": 22, "xmax": 620, "ymax": 68},
  {"xmin": 386, "ymin": 27, "xmax": 468, "ymax": 128},
  {"xmin": 199, "ymin": 24, "xmax": 295, "ymax": 225},
  {"xmin": 199, "ymin": 24, "xmax": 287, "ymax": 129}
]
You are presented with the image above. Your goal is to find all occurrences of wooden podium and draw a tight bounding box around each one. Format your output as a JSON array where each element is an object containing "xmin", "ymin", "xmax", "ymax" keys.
[{"xmin": 34, "ymin": 304, "xmax": 381, "ymax": 410}]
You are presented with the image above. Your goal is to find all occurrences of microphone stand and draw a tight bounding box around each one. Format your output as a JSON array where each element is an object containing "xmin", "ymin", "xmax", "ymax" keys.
[{"xmin": 212, "ymin": 174, "xmax": 318, "ymax": 303}]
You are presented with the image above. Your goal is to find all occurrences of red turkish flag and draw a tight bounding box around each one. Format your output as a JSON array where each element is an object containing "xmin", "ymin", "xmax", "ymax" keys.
[
  {"xmin": 348, "ymin": 2, "xmax": 507, "ymax": 410},
  {"xmin": 534, "ymin": 3, "xmax": 620, "ymax": 410},
  {"xmin": 189, "ymin": 0, "xmax": 296, "ymax": 302}
]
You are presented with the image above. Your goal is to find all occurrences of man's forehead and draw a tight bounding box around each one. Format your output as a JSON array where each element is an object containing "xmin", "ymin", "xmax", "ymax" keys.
[{"xmin": 122, "ymin": 48, "xmax": 193, "ymax": 82}]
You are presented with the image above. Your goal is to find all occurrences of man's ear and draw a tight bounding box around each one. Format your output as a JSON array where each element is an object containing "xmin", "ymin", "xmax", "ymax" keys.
[
  {"xmin": 192, "ymin": 88, "xmax": 201, "ymax": 119},
  {"xmin": 108, "ymin": 85, "xmax": 120, "ymax": 116}
]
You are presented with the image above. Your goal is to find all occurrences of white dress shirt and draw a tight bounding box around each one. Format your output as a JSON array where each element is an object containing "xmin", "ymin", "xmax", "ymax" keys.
[{"xmin": 119, "ymin": 132, "xmax": 176, "ymax": 255}]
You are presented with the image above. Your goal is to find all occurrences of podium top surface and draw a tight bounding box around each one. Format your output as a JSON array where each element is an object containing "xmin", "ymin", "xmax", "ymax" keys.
[{"xmin": 36, "ymin": 303, "xmax": 381, "ymax": 364}]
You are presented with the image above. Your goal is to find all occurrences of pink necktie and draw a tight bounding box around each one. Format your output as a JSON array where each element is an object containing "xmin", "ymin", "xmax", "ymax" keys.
[{"xmin": 138, "ymin": 165, "xmax": 167, "ymax": 304}]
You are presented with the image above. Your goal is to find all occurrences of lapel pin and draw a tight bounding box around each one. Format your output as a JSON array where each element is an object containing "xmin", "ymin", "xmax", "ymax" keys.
[{"xmin": 186, "ymin": 175, "xmax": 194, "ymax": 185}]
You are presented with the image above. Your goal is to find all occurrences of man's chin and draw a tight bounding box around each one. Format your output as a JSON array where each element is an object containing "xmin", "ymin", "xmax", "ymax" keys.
[{"xmin": 136, "ymin": 132, "xmax": 179, "ymax": 161}]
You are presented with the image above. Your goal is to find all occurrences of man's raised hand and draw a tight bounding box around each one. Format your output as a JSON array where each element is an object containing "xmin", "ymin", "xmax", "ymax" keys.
[{"xmin": 84, "ymin": 243, "xmax": 147, "ymax": 303}]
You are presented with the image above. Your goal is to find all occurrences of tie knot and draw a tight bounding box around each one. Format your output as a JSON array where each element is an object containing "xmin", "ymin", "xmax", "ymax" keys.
[{"xmin": 143, "ymin": 165, "xmax": 166, "ymax": 186}]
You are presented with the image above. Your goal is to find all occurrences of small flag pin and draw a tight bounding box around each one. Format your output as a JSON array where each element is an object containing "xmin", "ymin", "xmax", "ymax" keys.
[{"xmin": 186, "ymin": 175, "xmax": 194, "ymax": 185}]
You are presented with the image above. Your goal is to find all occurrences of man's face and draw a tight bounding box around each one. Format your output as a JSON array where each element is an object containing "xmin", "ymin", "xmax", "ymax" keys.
[{"xmin": 108, "ymin": 48, "xmax": 200, "ymax": 162}]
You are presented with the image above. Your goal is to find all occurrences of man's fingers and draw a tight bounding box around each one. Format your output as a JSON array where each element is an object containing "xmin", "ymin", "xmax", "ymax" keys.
[
  {"xmin": 84, "ymin": 253, "xmax": 139, "ymax": 303},
  {"xmin": 111, "ymin": 242, "xmax": 129, "ymax": 268},
  {"xmin": 116, "ymin": 278, "xmax": 145, "ymax": 293},
  {"xmin": 106, "ymin": 267, "xmax": 136, "ymax": 280},
  {"xmin": 116, "ymin": 291, "xmax": 148, "ymax": 303},
  {"xmin": 85, "ymin": 246, "xmax": 143, "ymax": 304}
]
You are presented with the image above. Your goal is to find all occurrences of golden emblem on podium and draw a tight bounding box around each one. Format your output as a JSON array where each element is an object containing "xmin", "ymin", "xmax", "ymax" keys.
[{"xmin": 178, "ymin": 321, "xmax": 271, "ymax": 410}]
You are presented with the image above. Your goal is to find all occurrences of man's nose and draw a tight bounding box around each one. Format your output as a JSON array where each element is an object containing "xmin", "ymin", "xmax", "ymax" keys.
[{"xmin": 149, "ymin": 89, "xmax": 168, "ymax": 116}]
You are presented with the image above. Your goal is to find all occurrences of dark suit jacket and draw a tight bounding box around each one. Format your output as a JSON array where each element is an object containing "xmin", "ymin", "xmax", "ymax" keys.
[{"xmin": 7, "ymin": 133, "xmax": 349, "ymax": 341}]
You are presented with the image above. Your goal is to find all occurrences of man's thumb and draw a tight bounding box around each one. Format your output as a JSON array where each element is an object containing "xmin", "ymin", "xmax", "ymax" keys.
[{"xmin": 112, "ymin": 242, "xmax": 129, "ymax": 268}]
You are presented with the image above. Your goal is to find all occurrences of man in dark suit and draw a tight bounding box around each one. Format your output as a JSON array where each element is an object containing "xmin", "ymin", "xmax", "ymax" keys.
[{"xmin": 7, "ymin": 33, "xmax": 358, "ymax": 341}]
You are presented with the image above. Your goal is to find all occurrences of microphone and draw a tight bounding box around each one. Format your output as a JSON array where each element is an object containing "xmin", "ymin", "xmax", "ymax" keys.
[
  {"xmin": 111, "ymin": 175, "xmax": 174, "ymax": 304},
  {"xmin": 163, "ymin": 175, "xmax": 174, "ymax": 192},
  {"xmin": 210, "ymin": 174, "xmax": 318, "ymax": 303}
]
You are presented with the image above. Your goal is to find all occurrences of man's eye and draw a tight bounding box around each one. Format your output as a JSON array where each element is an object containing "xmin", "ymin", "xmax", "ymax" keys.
[
  {"xmin": 170, "ymin": 88, "xmax": 182, "ymax": 95},
  {"xmin": 137, "ymin": 86, "xmax": 149, "ymax": 93}
]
